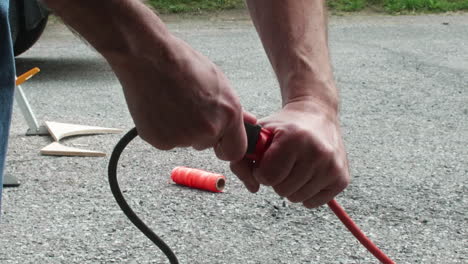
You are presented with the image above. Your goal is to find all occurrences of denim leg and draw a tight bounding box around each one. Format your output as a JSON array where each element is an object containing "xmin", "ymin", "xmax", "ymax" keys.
[{"xmin": 0, "ymin": 0, "xmax": 16, "ymax": 212}]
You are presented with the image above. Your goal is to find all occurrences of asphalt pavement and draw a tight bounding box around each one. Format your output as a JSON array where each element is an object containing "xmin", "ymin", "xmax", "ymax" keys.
[{"xmin": 0, "ymin": 13, "xmax": 467, "ymax": 264}]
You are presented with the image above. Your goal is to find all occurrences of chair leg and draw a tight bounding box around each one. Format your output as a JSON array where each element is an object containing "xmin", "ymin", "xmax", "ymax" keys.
[{"xmin": 3, "ymin": 173, "xmax": 20, "ymax": 188}]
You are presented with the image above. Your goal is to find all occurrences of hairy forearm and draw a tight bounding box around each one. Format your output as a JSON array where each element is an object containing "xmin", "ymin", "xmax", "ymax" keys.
[
  {"xmin": 42, "ymin": 0, "xmax": 176, "ymax": 67},
  {"xmin": 246, "ymin": 0, "xmax": 337, "ymax": 113}
]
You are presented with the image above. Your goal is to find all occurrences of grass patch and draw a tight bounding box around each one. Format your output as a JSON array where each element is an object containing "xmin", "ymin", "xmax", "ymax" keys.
[
  {"xmin": 328, "ymin": 0, "xmax": 468, "ymax": 13},
  {"xmin": 148, "ymin": 0, "xmax": 245, "ymax": 13},
  {"xmin": 328, "ymin": 0, "xmax": 367, "ymax": 11},
  {"xmin": 385, "ymin": 0, "xmax": 468, "ymax": 12},
  {"xmin": 148, "ymin": 0, "xmax": 468, "ymax": 14}
]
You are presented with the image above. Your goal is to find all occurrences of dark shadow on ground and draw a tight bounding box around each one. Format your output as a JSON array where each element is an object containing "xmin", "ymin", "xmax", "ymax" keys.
[{"xmin": 15, "ymin": 57, "xmax": 113, "ymax": 83}]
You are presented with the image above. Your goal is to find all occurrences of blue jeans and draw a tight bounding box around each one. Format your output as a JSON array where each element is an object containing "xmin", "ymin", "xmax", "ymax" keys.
[{"xmin": 0, "ymin": 0, "xmax": 16, "ymax": 211}]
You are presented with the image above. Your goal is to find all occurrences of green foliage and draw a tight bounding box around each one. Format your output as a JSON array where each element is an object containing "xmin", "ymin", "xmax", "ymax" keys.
[
  {"xmin": 328, "ymin": 0, "xmax": 468, "ymax": 13},
  {"xmin": 148, "ymin": 0, "xmax": 244, "ymax": 13},
  {"xmin": 148, "ymin": 0, "xmax": 468, "ymax": 14},
  {"xmin": 384, "ymin": 0, "xmax": 468, "ymax": 12},
  {"xmin": 328, "ymin": 0, "xmax": 367, "ymax": 12}
]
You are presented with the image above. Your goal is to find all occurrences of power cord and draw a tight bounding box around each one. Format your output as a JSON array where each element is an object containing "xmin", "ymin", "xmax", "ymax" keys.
[
  {"xmin": 108, "ymin": 127, "xmax": 395, "ymax": 264},
  {"xmin": 108, "ymin": 127, "xmax": 179, "ymax": 264}
]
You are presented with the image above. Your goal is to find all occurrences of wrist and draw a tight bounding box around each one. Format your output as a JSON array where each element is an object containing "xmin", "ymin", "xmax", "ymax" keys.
[
  {"xmin": 282, "ymin": 77, "xmax": 339, "ymax": 117},
  {"xmin": 283, "ymin": 98, "xmax": 339, "ymax": 124}
]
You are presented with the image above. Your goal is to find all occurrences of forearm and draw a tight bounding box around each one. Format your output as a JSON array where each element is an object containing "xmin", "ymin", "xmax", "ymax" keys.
[
  {"xmin": 246, "ymin": 0, "xmax": 337, "ymax": 114},
  {"xmin": 42, "ymin": 0, "xmax": 176, "ymax": 67}
]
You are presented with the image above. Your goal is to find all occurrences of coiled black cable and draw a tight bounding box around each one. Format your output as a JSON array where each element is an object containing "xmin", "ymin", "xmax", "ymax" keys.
[{"xmin": 108, "ymin": 127, "xmax": 179, "ymax": 264}]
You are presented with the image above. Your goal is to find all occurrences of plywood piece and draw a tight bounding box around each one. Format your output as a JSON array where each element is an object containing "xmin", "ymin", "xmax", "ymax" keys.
[
  {"xmin": 40, "ymin": 142, "xmax": 106, "ymax": 157},
  {"xmin": 45, "ymin": 121, "xmax": 122, "ymax": 141}
]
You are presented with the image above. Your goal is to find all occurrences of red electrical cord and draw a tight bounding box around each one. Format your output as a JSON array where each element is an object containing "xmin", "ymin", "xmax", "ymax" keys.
[
  {"xmin": 109, "ymin": 127, "xmax": 397, "ymax": 264},
  {"xmin": 327, "ymin": 199, "xmax": 395, "ymax": 264},
  {"xmin": 250, "ymin": 125, "xmax": 396, "ymax": 263},
  {"xmin": 169, "ymin": 167, "xmax": 397, "ymax": 263}
]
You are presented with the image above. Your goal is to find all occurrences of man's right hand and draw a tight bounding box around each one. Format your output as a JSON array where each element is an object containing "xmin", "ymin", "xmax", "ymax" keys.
[
  {"xmin": 43, "ymin": 0, "xmax": 248, "ymax": 161},
  {"xmin": 107, "ymin": 36, "xmax": 248, "ymax": 162}
]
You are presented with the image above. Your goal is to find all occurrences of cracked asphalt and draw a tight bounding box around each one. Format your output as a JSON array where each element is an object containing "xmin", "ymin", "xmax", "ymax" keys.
[{"xmin": 0, "ymin": 12, "xmax": 467, "ymax": 264}]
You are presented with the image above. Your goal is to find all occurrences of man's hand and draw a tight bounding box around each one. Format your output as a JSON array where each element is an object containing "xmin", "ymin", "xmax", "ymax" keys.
[
  {"xmin": 235, "ymin": 1, "xmax": 349, "ymax": 207},
  {"xmin": 231, "ymin": 100, "xmax": 350, "ymax": 208},
  {"xmin": 108, "ymin": 38, "xmax": 248, "ymax": 161},
  {"xmin": 43, "ymin": 0, "xmax": 249, "ymax": 161}
]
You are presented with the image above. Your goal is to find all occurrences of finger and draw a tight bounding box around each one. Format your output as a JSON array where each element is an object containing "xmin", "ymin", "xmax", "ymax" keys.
[
  {"xmin": 230, "ymin": 159, "xmax": 260, "ymax": 193},
  {"xmin": 305, "ymin": 172, "xmax": 350, "ymax": 208},
  {"xmin": 214, "ymin": 113, "xmax": 247, "ymax": 161},
  {"xmin": 302, "ymin": 189, "xmax": 337, "ymax": 209},
  {"xmin": 243, "ymin": 111, "xmax": 257, "ymax": 125},
  {"xmin": 192, "ymin": 135, "xmax": 219, "ymax": 151},
  {"xmin": 286, "ymin": 162, "xmax": 331, "ymax": 203},
  {"xmin": 192, "ymin": 144, "xmax": 209, "ymax": 151},
  {"xmin": 272, "ymin": 158, "xmax": 321, "ymax": 198},
  {"xmin": 253, "ymin": 134, "xmax": 296, "ymax": 186},
  {"xmin": 138, "ymin": 126, "xmax": 179, "ymax": 151},
  {"xmin": 287, "ymin": 176, "xmax": 328, "ymax": 203}
]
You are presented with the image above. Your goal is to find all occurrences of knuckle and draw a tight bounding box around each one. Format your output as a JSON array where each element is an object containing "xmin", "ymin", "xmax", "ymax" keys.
[
  {"xmin": 257, "ymin": 173, "xmax": 277, "ymax": 186},
  {"xmin": 229, "ymin": 161, "xmax": 248, "ymax": 175},
  {"xmin": 199, "ymin": 119, "xmax": 221, "ymax": 139},
  {"xmin": 280, "ymin": 124, "xmax": 305, "ymax": 143},
  {"xmin": 264, "ymin": 178, "xmax": 277, "ymax": 186},
  {"xmin": 303, "ymin": 200, "xmax": 322, "ymax": 209},
  {"xmin": 229, "ymin": 163, "xmax": 240, "ymax": 175},
  {"xmin": 287, "ymin": 194, "xmax": 303, "ymax": 203},
  {"xmin": 259, "ymin": 178, "xmax": 273, "ymax": 186},
  {"xmin": 192, "ymin": 144, "xmax": 209, "ymax": 151},
  {"xmin": 214, "ymin": 147, "xmax": 227, "ymax": 161},
  {"xmin": 216, "ymin": 146, "xmax": 243, "ymax": 162},
  {"xmin": 139, "ymin": 131, "xmax": 178, "ymax": 151},
  {"xmin": 217, "ymin": 95, "xmax": 240, "ymax": 122},
  {"xmin": 230, "ymin": 151, "xmax": 245, "ymax": 162},
  {"xmin": 156, "ymin": 144, "xmax": 174, "ymax": 151},
  {"xmin": 285, "ymin": 123, "xmax": 308, "ymax": 139},
  {"xmin": 335, "ymin": 175, "xmax": 350, "ymax": 191},
  {"xmin": 150, "ymin": 140, "xmax": 175, "ymax": 150},
  {"xmin": 253, "ymin": 170, "xmax": 270, "ymax": 186},
  {"xmin": 137, "ymin": 128, "xmax": 151, "ymax": 142},
  {"xmin": 330, "ymin": 159, "xmax": 350, "ymax": 191},
  {"xmin": 295, "ymin": 129, "xmax": 311, "ymax": 143},
  {"xmin": 273, "ymin": 186, "xmax": 290, "ymax": 197},
  {"xmin": 282, "ymin": 125, "xmax": 336, "ymax": 160},
  {"xmin": 228, "ymin": 142, "xmax": 246, "ymax": 161},
  {"xmin": 317, "ymin": 143, "xmax": 335, "ymax": 160},
  {"xmin": 225, "ymin": 102, "xmax": 240, "ymax": 119}
]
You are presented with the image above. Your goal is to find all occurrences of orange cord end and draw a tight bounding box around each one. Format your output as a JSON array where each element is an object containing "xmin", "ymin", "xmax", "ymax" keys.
[
  {"xmin": 16, "ymin": 67, "xmax": 40, "ymax": 86},
  {"xmin": 171, "ymin": 166, "xmax": 226, "ymax": 193}
]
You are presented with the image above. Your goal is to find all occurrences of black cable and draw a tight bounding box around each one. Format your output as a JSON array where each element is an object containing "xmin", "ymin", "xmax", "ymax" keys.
[
  {"xmin": 108, "ymin": 127, "xmax": 179, "ymax": 264},
  {"xmin": 108, "ymin": 126, "xmax": 396, "ymax": 264}
]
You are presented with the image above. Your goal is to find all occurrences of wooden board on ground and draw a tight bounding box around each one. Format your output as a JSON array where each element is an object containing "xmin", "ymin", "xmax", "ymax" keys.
[{"xmin": 45, "ymin": 121, "xmax": 123, "ymax": 141}]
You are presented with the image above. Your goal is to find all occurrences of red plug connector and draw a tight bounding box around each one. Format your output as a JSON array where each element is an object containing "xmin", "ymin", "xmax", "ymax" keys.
[{"xmin": 244, "ymin": 123, "xmax": 273, "ymax": 163}]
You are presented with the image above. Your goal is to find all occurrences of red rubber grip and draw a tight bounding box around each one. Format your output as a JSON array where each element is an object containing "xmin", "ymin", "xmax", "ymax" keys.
[{"xmin": 244, "ymin": 127, "xmax": 273, "ymax": 163}]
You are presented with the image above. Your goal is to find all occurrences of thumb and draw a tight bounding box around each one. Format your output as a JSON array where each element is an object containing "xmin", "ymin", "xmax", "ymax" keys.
[
  {"xmin": 243, "ymin": 110, "xmax": 257, "ymax": 125},
  {"xmin": 230, "ymin": 159, "xmax": 260, "ymax": 193}
]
